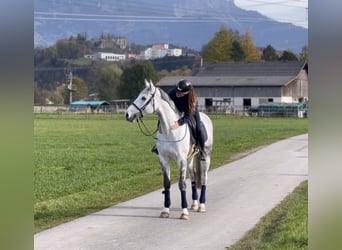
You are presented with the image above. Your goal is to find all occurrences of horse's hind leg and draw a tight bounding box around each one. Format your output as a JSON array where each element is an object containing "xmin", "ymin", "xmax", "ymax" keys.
[
  {"xmin": 188, "ymin": 159, "xmax": 199, "ymax": 210},
  {"xmin": 159, "ymin": 159, "xmax": 171, "ymax": 218},
  {"xmin": 198, "ymin": 157, "xmax": 211, "ymax": 212}
]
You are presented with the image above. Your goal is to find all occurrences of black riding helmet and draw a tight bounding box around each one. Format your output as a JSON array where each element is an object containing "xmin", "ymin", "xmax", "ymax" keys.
[{"xmin": 176, "ymin": 79, "xmax": 192, "ymax": 94}]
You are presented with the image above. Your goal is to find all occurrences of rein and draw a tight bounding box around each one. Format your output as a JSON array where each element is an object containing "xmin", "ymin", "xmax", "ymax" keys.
[
  {"xmin": 133, "ymin": 87, "xmax": 188, "ymax": 143},
  {"xmin": 137, "ymin": 118, "xmax": 158, "ymax": 137},
  {"xmin": 137, "ymin": 116, "xmax": 188, "ymax": 143}
]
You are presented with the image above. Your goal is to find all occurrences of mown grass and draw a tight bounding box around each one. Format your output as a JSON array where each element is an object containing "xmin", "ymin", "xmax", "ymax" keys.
[
  {"xmin": 34, "ymin": 113, "xmax": 307, "ymax": 232},
  {"xmin": 228, "ymin": 180, "xmax": 308, "ymax": 250}
]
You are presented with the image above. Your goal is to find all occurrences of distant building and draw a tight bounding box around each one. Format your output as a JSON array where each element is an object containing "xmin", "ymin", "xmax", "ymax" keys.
[
  {"xmin": 99, "ymin": 37, "xmax": 127, "ymax": 49},
  {"xmin": 140, "ymin": 44, "xmax": 182, "ymax": 60},
  {"xmin": 152, "ymin": 44, "xmax": 169, "ymax": 50},
  {"xmin": 127, "ymin": 53, "xmax": 140, "ymax": 59},
  {"xmin": 157, "ymin": 61, "xmax": 308, "ymax": 113},
  {"xmin": 84, "ymin": 52, "xmax": 126, "ymax": 61}
]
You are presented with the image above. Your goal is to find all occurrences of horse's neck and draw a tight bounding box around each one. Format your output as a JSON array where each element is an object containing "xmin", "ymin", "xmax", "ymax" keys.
[{"xmin": 155, "ymin": 94, "xmax": 180, "ymax": 135}]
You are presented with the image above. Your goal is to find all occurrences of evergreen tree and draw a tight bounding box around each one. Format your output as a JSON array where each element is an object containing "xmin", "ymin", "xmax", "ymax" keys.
[
  {"xmin": 241, "ymin": 29, "xmax": 261, "ymax": 61},
  {"xmin": 262, "ymin": 45, "xmax": 279, "ymax": 61},
  {"xmin": 279, "ymin": 50, "xmax": 298, "ymax": 61},
  {"xmin": 118, "ymin": 61, "xmax": 159, "ymax": 100},
  {"xmin": 231, "ymin": 40, "xmax": 245, "ymax": 61},
  {"xmin": 202, "ymin": 26, "xmax": 233, "ymax": 62}
]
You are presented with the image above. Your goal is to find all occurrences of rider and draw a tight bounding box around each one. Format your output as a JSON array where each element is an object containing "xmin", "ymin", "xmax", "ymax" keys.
[{"xmin": 152, "ymin": 79, "xmax": 206, "ymax": 161}]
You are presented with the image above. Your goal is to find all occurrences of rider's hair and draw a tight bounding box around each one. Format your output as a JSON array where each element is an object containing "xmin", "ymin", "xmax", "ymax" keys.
[{"xmin": 188, "ymin": 86, "xmax": 197, "ymax": 115}]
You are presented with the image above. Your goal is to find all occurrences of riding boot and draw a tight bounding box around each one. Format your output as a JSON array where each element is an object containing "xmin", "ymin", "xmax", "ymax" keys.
[{"xmin": 197, "ymin": 132, "xmax": 206, "ymax": 161}]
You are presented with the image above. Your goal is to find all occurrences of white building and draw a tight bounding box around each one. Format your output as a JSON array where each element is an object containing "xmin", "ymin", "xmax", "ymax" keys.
[
  {"xmin": 84, "ymin": 52, "xmax": 126, "ymax": 61},
  {"xmin": 139, "ymin": 44, "xmax": 182, "ymax": 60}
]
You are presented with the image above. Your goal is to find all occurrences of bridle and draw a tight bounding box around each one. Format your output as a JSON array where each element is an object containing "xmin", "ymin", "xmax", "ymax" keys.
[
  {"xmin": 131, "ymin": 87, "xmax": 158, "ymax": 137},
  {"xmin": 131, "ymin": 87, "xmax": 157, "ymax": 119}
]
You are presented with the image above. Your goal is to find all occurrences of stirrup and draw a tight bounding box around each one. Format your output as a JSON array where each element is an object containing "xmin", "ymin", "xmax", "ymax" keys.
[{"xmin": 151, "ymin": 145, "xmax": 159, "ymax": 155}]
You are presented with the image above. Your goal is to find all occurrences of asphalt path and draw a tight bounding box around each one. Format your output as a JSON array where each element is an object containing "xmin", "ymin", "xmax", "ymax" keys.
[{"xmin": 34, "ymin": 134, "xmax": 308, "ymax": 250}]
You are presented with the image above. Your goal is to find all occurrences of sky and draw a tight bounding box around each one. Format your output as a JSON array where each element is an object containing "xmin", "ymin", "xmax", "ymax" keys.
[{"xmin": 234, "ymin": 0, "xmax": 308, "ymax": 28}]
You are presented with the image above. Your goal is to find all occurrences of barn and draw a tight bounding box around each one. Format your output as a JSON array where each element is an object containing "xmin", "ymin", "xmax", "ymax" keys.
[{"xmin": 157, "ymin": 61, "xmax": 308, "ymax": 113}]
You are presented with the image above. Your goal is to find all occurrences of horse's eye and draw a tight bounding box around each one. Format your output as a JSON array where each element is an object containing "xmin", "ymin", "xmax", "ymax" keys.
[{"xmin": 142, "ymin": 96, "xmax": 146, "ymax": 101}]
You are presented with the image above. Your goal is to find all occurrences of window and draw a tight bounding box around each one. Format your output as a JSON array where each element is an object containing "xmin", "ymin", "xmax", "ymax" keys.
[{"xmin": 243, "ymin": 98, "xmax": 251, "ymax": 107}]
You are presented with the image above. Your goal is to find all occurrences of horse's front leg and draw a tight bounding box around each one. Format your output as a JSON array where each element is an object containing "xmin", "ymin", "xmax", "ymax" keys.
[
  {"xmin": 178, "ymin": 158, "xmax": 189, "ymax": 220},
  {"xmin": 159, "ymin": 157, "xmax": 171, "ymax": 218}
]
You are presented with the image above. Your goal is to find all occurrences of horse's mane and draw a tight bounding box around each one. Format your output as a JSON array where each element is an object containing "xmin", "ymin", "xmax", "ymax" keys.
[{"xmin": 158, "ymin": 88, "xmax": 179, "ymax": 114}]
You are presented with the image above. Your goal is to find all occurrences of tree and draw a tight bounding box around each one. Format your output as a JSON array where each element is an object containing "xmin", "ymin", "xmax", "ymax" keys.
[
  {"xmin": 56, "ymin": 38, "xmax": 85, "ymax": 59},
  {"xmin": 262, "ymin": 45, "xmax": 279, "ymax": 61},
  {"xmin": 202, "ymin": 26, "xmax": 233, "ymax": 62},
  {"xmin": 299, "ymin": 45, "xmax": 308, "ymax": 62},
  {"xmin": 241, "ymin": 29, "xmax": 261, "ymax": 61},
  {"xmin": 34, "ymin": 84, "xmax": 46, "ymax": 105},
  {"xmin": 64, "ymin": 77, "xmax": 88, "ymax": 103},
  {"xmin": 118, "ymin": 61, "xmax": 158, "ymax": 100},
  {"xmin": 50, "ymin": 84, "xmax": 66, "ymax": 104},
  {"xmin": 96, "ymin": 63, "xmax": 123, "ymax": 100},
  {"xmin": 231, "ymin": 40, "xmax": 245, "ymax": 61},
  {"xmin": 279, "ymin": 50, "xmax": 298, "ymax": 61}
]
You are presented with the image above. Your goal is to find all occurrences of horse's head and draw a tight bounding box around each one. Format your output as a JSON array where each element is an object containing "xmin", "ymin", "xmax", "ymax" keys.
[{"xmin": 125, "ymin": 79, "xmax": 157, "ymax": 122}]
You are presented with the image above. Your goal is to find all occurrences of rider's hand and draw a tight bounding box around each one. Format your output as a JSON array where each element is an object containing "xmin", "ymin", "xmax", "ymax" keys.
[{"xmin": 171, "ymin": 121, "xmax": 179, "ymax": 130}]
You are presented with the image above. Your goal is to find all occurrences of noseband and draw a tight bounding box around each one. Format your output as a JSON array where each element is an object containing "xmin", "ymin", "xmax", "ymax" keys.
[{"xmin": 131, "ymin": 87, "xmax": 157, "ymax": 118}]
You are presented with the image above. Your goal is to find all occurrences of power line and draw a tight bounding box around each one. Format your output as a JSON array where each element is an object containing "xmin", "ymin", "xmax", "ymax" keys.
[
  {"xmin": 34, "ymin": 11, "xmax": 279, "ymax": 24},
  {"xmin": 34, "ymin": 0, "xmax": 304, "ymax": 25}
]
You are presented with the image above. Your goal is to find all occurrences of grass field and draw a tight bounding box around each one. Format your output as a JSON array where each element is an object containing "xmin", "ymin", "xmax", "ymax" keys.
[
  {"xmin": 34, "ymin": 113, "xmax": 308, "ymax": 232},
  {"xmin": 228, "ymin": 180, "xmax": 308, "ymax": 250}
]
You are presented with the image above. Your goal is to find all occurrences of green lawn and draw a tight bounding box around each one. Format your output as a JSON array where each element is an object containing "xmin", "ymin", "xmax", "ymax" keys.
[
  {"xmin": 34, "ymin": 113, "xmax": 307, "ymax": 232},
  {"xmin": 228, "ymin": 180, "xmax": 308, "ymax": 250}
]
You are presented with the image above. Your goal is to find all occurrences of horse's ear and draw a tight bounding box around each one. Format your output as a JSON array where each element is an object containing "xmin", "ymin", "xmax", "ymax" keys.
[
  {"xmin": 144, "ymin": 79, "xmax": 155, "ymax": 90},
  {"xmin": 144, "ymin": 79, "xmax": 150, "ymax": 88}
]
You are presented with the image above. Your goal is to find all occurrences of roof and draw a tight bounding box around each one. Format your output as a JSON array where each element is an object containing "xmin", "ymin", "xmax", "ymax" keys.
[
  {"xmin": 69, "ymin": 101, "xmax": 110, "ymax": 107},
  {"xmin": 157, "ymin": 61, "xmax": 307, "ymax": 88},
  {"xmin": 157, "ymin": 76, "xmax": 296, "ymax": 87},
  {"xmin": 195, "ymin": 61, "xmax": 306, "ymax": 76}
]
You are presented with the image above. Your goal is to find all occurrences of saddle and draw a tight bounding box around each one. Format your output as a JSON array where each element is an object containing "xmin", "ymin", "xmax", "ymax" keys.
[{"xmin": 187, "ymin": 117, "xmax": 207, "ymax": 159}]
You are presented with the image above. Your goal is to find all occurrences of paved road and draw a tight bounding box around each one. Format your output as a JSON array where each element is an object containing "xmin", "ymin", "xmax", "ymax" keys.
[{"xmin": 35, "ymin": 134, "xmax": 308, "ymax": 250}]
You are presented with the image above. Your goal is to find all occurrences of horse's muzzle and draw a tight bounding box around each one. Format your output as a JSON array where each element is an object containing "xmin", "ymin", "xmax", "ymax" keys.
[
  {"xmin": 125, "ymin": 112, "xmax": 137, "ymax": 122},
  {"xmin": 125, "ymin": 112, "xmax": 133, "ymax": 122}
]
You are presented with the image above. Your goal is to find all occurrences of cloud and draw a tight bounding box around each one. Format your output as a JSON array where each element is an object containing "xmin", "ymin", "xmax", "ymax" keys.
[{"xmin": 234, "ymin": 0, "xmax": 308, "ymax": 28}]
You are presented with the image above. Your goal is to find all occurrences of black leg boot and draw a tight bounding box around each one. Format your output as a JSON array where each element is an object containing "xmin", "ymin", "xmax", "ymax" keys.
[{"xmin": 197, "ymin": 132, "xmax": 206, "ymax": 161}]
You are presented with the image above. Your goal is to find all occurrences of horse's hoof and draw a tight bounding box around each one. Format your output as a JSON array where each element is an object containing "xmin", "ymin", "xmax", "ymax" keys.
[
  {"xmin": 180, "ymin": 213, "xmax": 189, "ymax": 220},
  {"xmin": 190, "ymin": 202, "xmax": 199, "ymax": 211},
  {"xmin": 160, "ymin": 211, "xmax": 170, "ymax": 218},
  {"xmin": 198, "ymin": 204, "xmax": 206, "ymax": 213}
]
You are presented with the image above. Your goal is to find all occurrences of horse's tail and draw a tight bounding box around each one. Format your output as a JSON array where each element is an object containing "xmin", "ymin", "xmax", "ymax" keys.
[{"xmin": 195, "ymin": 158, "xmax": 202, "ymax": 189}]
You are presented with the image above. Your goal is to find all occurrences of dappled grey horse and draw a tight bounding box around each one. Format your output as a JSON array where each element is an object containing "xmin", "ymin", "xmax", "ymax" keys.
[{"xmin": 125, "ymin": 80, "xmax": 213, "ymax": 219}]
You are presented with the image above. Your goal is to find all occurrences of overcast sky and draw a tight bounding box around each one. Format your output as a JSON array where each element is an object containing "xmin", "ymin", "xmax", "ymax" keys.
[{"xmin": 234, "ymin": 0, "xmax": 308, "ymax": 28}]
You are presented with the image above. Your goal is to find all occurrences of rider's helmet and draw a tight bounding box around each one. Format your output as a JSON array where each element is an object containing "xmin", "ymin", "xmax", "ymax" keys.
[{"xmin": 176, "ymin": 79, "xmax": 192, "ymax": 94}]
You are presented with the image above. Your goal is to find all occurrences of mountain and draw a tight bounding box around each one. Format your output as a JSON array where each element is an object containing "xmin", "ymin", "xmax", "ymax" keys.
[{"xmin": 34, "ymin": 0, "xmax": 308, "ymax": 52}]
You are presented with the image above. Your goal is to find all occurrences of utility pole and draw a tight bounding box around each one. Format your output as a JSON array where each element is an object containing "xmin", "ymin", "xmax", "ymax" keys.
[{"xmin": 67, "ymin": 70, "xmax": 73, "ymax": 104}]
